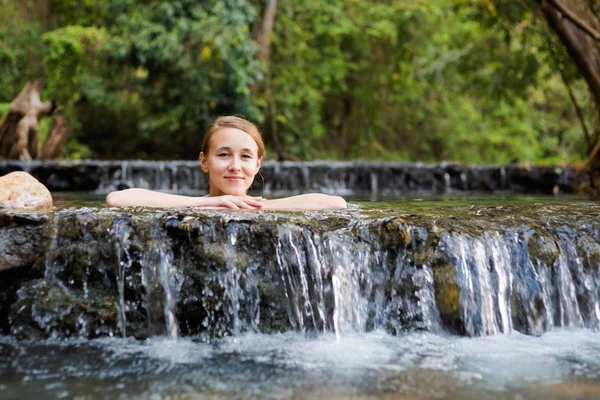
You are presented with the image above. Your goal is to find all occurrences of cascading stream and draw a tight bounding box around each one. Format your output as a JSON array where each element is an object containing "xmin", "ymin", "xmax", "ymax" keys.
[
  {"xmin": 112, "ymin": 219, "xmax": 133, "ymax": 338},
  {"xmin": 274, "ymin": 226, "xmax": 329, "ymax": 333},
  {"xmin": 5, "ymin": 205, "xmax": 600, "ymax": 340},
  {"xmin": 142, "ymin": 222, "xmax": 182, "ymax": 340},
  {"xmin": 328, "ymin": 232, "xmax": 370, "ymax": 339}
]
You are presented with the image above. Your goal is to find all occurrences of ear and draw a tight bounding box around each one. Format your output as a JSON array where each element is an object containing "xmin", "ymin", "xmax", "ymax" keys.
[
  {"xmin": 199, "ymin": 152, "xmax": 209, "ymax": 173},
  {"xmin": 257, "ymin": 156, "xmax": 262, "ymax": 171}
]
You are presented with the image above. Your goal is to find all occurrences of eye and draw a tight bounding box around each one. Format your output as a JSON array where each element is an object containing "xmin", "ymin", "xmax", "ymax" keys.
[
  {"xmin": 217, "ymin": 153, "xmax": 229, "ymax": 158},
  {"xmin": 242, "ymin": 154, "xmax": 253, "ymax": 159}
]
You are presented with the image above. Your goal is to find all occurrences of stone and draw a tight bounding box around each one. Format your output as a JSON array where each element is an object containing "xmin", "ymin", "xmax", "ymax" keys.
[
  {"xmin": 0, "ymin": 171, "xmax": 52, "ymax": 211},
  {"xmin": 1, "ymin": 204, "xmax": 600, "ymax": 339}
]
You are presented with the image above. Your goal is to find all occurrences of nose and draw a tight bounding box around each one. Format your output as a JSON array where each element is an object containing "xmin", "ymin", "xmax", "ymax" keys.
[{"xmin": 228, "ymin": 157, "xmax": 241, "ymax": 171}]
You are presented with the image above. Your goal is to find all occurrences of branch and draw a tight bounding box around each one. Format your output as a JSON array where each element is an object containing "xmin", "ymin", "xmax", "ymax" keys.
[
  {"xmin": 256, "ymin": 0, "xmax": 277, "ymax": 61},
  {"xmin": 266, "ymin": 70, "xmax": 299, "ymax": 162},
  {"xmin": 583, "ymin": 129, "xmax": 600, "ymax": 169},
  {"xmin": 546, "ymin": 0, "xmax": 600, "ymax": 41},
  {"xmin": 559, "ymin": 68, "xmax": 592, "ymax": 150}
]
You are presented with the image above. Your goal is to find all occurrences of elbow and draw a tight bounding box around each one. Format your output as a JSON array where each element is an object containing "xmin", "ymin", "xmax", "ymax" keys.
[
  {"xmin": 106, "ymin": 190, "xmax": 126, "ymax": 207},
  {"xmin": 319, "ymin": 194, "xmax": 346, "ymax": 209},
  {"xmin": 332, "ymin": 196, "xmax": 347, "ymax": 209}
]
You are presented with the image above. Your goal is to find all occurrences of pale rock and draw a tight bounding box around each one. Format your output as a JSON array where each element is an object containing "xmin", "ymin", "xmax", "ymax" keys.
[{"xmin": 0, "ymin": 171, "xmax": 53, "ymax": 211}]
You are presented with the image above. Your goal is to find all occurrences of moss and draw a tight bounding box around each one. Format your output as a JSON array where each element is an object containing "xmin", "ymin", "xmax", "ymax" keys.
[
  {"xmin": 393, "ymin": 282, "xmax": 419, "ymax": 298},
  {"xmin": 578, "ymin": 236, "xmax": 600, "ymax": 273},
  {"xmin": 433, "ymin": 263, "xmax": 462, "ymax": 333},
  {"xmin": 10, "ymin": 280, "xmax": 121, "ymax": 339},
  {"xmin": 527, "ymin": 234, "xmax": 559, "ymax": 266}
]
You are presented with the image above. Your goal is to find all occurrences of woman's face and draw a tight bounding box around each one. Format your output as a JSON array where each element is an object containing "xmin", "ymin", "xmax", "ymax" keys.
[{"xmin": 200, "ymin": 127, "xmax": 262, "ymax": 196}]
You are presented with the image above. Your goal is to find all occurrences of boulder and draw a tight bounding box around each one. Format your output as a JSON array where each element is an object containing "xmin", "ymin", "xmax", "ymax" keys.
[{"xmin": 0, "ymin": 171, "xmax": 52, "ymax": 211}]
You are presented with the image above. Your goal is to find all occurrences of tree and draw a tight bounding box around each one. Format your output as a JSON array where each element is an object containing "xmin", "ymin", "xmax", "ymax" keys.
[
  {"xmin": 0, "ymin": 0, "xmax": 595, "ymax": 168},
  {"xmin": 533, "ymin": 0, "xmax": 600, "ymax": 190},
  {"xmin": 0, "ymin": 80, "xmax": 55, "ymax": 160}
]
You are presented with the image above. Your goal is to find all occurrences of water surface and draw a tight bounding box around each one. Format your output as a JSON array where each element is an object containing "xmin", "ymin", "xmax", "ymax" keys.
[
  {"xmin": 2, "ymin": 329, "xmax": 600, "ymax": 399},
  {"xmin": 52, "ymin": 192, "xmax": 600, "ymax": 210},
  {"xmin": 3, "ymin": 192, "xmax": 600, "ymax": 399}
]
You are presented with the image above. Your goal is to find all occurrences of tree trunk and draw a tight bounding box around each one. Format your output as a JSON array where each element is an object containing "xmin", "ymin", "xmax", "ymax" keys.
[
  {"xmin": 40, "ymin": 115, "xmax": 69, "ymax": 160},
  {"xmin": 0, "ymin": 80, "xmax": 55, "ymax": 160},
  {"xmin": 253, "ymin": 0, "xmax": 297, "ymax": 160},
  {"xmin": 256, "ymin": 0, "xmax": 277, "ymax": 62},
  {"xmin": 537, "ymin": 0, "xmax": 600, "ymax": 190}
]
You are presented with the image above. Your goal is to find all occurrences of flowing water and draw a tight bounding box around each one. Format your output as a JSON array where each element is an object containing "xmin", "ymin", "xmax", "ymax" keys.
[
  {"xmin": 1, "ymin": 194, "xmax": 600, "ymax": 399},
  {"xmin": 2, "ymin": 330, "xmax": 600, "ymax": 399}
]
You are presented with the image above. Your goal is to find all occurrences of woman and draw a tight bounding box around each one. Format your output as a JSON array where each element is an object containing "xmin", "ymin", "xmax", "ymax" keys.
[{"xmin": 106, "ymin": 116, "xmax": 347, "ymax": 210}]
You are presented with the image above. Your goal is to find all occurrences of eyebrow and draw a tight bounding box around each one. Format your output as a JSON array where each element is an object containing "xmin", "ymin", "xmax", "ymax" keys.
[{"xmin": 215, "ymin": 147, "xmax": 255, "ymax": 153}]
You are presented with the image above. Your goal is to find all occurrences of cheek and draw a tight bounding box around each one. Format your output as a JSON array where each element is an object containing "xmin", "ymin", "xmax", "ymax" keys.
[
  {"xmin": 243, "ymin": 164, "xmax": 259, "ymax": 175},
  {"xmin": 209, "ymin": 158, "xmax": 226, "ymax": 170}
]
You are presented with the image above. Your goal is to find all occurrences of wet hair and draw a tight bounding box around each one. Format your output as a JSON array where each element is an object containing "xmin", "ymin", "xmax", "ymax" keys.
[{"xmin": 202, "ymin": 116, "xmax": 265, "ymax": 158}]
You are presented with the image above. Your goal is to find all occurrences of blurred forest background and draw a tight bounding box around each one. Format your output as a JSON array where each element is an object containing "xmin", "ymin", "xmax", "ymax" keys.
[{"xmin": 0, "ymin": 0, "xmax": 597, "ymax": 164}]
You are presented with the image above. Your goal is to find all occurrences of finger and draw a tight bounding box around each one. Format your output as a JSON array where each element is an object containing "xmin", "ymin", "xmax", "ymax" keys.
[
  {"xmin": 236, "ymin": 200, "xmax": 254, "ymax": 209},
  {"xmin": 224, "ymin": 200, "xmax": 239, "ymax": 209},
  {"xmin": 244, "ymin": 197, "xmax": 264, "ymax": 206}
]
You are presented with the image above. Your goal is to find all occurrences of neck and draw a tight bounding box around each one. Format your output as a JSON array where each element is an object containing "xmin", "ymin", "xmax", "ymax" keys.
[{"xmin": 208, "ymin": 187, "xmax": 225, "ymax": 197}]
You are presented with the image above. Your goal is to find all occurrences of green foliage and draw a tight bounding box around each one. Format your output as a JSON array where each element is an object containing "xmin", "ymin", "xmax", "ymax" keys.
[
  {"xmin": 42, "ymin": 25, "xmax": 108, "ymax": 105},
  {"xmin": 0, "ymin": 23, "xmax": 47, "ymax": 102},
  {"xmin": 82, "ymin": 0, "xmax": 263, "ymax": 158},
  {"xmin": 0, "ymin": 103, "xmax": 9, "ymax": 118},
  {"xmin": 263, "ymin": 0, "xmax": 592, "ymax": 163},
  {"xmin": 0, "ymin": 0, "xmax": 594, "ymax": 164},
  {"xmin": 45, "ymin": 0, "xmax": 112, "ymax": 27}
]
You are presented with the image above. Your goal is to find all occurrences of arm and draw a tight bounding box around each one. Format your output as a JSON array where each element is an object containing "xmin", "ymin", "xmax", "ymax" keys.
[
  {"xmin": 105, "ymin": 188, "xmax": 263, "ymax": 209},
  {"xmin": 262, "ymin": 193, "xmax": 347, "ymax": 210}
]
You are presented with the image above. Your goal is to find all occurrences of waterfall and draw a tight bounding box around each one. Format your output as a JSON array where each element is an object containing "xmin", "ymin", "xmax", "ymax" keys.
[
  {"xmin": 555, "ymin": 229, "xmax": 600, "ymax": 330},
  {"xmin": 435, "ymin": 227, "xmax": 599, "ymax": 336},
  {"xmin": 274, "ymin": 226, "xmax": 330, "ymax": 333},
  {"xmin": 112, "ymin": 218, "xmax": 133, "ymax": 338},
  {"xmin": 440, "ymin": 232, "xmax": 513, "ymax": 336},
  {"xmin": 328, "ymin": 231, "xmax": 371, "ymax": 338},
  {"xmin": 5, "ymin": 206, "xmax": 600, "ymax": 340},
  {"xmin": 141, "ymin": 222, "xmax": 182, "ymax": 339}
]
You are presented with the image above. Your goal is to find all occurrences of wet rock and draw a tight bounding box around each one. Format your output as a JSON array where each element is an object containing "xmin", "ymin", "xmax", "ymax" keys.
[
  {"xmin": 578, "ymin": 236, "xmax": 600, "ymax": 273},
  {"xmin": 10, "ymin": 280, "xmax": 120, "ymax": 339},
  {"xmin": 0, "ymin": 171, "xmax": 52, "ymax": 211},
  {"xmin": 0, "ymin": 212, "xmax": 47, "ymax": 272},
  {"xmin": 0, "ymin": 204, "xmax": 599, "ymax": 340},
  {"xmin": 527, "ymin": 234, "xmax": 559, "ymax": 267},
  {"xmin": 432, "ymin": 263, "xmax": 462, "ymax": 334}
]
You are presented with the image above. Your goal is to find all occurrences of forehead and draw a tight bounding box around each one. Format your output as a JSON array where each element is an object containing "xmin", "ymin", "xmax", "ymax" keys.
[{"xmin": 210, "ymin": 127, "xmax": 258, "ymax": 152}]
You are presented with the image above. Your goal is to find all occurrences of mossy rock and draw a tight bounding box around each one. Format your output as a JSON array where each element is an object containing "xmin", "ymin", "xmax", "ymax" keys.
[
  {"xmin": 432, "ymin": 263, "xmax": 462, "ymax": 334},
  {"xmin": 578, "ymin": 236, "xmax": 600, "ymax": 273},
  {"xmin": 10, "ymin": 280, "xmax": 121, "ymax": 339},
  {"xmin": 527, "ymin": 234, "xmax": 559, "ymax": 267}
]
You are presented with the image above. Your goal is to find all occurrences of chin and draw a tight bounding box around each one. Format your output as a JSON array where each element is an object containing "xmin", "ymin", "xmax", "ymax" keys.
[{"xmin": 222, "ymin": 186, "xmax": 249, "ymax": 196}]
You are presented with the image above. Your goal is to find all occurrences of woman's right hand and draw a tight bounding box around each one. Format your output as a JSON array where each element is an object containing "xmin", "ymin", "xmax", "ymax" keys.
[{"xmin": 203, "ymin": 195, "xmax": 264, "ymax": 209}]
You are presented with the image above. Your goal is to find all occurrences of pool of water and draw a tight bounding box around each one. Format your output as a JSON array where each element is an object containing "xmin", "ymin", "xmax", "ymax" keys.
[
  {"xmin": 4, "ymin": 192, "xmax": 600, "ymax": 399},
  {"xmin": 52, "ymin": 192, "xmax": 600, "ymax": 210},
  {"xmin": 2, "ymin": 330, "xmax": 600, "ymax": 399}
]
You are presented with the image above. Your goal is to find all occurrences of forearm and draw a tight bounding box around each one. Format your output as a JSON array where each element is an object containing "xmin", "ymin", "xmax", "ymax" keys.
[
  {"xmin": 262, "ymin": 193, "xmax": 347, "ymax": 210},
  {"xmin": 106, "ymin": 188, "xmax": 208, "ymax": 208}
]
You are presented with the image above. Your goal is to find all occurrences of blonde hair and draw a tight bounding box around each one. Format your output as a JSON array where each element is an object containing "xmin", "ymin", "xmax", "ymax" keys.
[{"xmin": 202, "ymin": 116, "xmax": 265, "ymax": 158}]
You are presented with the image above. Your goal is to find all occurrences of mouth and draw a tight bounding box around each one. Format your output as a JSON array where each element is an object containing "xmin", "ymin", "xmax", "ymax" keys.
[{"xmin": 225, "ymin": 176, "xmax": 244, "ymax": 181}]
